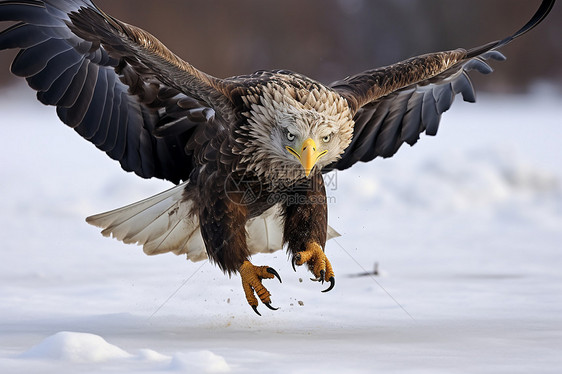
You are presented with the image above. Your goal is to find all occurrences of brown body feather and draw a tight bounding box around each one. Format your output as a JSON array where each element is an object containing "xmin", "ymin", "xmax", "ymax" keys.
[{"xmin": 282, "ymin": 173, "xmax": 328, "ymax": 255}]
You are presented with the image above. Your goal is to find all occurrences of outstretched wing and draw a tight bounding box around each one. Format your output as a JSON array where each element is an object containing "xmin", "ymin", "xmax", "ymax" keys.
[
  {"xmin": 0, "ymin": 0, "xmax": 229, "ymax": 183},
  {"xmin": 329, "ymin": 0, "xmax": 555, "ymax": 171}
]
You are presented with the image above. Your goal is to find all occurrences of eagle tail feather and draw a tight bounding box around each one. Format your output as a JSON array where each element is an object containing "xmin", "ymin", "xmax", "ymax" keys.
[{"xmin": 86, "ymin": 182, "xmax": 208, "ymax": 261}]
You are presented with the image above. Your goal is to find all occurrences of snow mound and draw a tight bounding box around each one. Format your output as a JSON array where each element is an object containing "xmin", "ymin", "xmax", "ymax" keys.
[
  {"xmin": 348, "ymin": 147, "xmax": 561, "ymax": 214},
  {"xmin": 168, "ymin": 350, "xmax": 231, "ymax": 373},
  {"xmin": 136, "ymin": 348, "xmax": 172, "ymax": 362},
  {"xmin": 20, "ymin": 331, "xmax": 132, "ymax": 363},
  {"xmin": 412, "ymin": 148, "xmax": 561, "ymax": 210}
]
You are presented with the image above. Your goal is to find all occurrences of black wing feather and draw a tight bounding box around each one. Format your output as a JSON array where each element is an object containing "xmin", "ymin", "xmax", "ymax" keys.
[
  {"xmin": 330, "ymin": 52, "xmax": 502, "ymax": 170},
  {"xmin": 0, "ymin": 0, "xmax": 217, "ymax": 184},
  {"xmin": 0, "ymin": 22, "xmax": 49, "ymax": 49},
  {"xmin": 27, "ymin": 47, "xmax": 78, "ymax": 91},
  {"xmin": 75, "ymin": 66, "xmax": 108, "ymax": 138}
]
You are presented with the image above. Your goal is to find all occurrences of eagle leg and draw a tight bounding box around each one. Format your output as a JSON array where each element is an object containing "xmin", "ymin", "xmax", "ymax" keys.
[
  {"xmin": 294, "ymin": 242, "xmax": 335, "ymax": 292},
  {"xmin": 239, "ymin": 260, "xmax": 282, "ymax": 316}
]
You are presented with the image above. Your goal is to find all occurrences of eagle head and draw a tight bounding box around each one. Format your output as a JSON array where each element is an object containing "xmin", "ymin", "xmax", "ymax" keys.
[
  {"xmin": 274, "ymin": 107, "xmax": 350, "ymax": 177},
  {"xmin": 239, "ymin": 81, "xmax": 354, "ymax": 183}
]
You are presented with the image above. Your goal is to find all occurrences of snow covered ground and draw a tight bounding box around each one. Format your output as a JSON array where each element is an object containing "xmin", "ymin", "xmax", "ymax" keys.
[{"xmin": 0, "ymin": 85, "xmax": 561, "ymax": 373}]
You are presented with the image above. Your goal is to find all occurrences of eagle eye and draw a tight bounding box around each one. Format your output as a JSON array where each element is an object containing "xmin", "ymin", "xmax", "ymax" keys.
[
  {"xmin": 286, "ymin": 131, "xmax": 296, "ymax": 142},
  {"xmin": 322, "ymin": 134, "xmax": 332, "ymax": 143}
]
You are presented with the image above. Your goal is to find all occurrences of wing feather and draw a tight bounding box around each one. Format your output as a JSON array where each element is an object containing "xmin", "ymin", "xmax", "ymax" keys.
[
  {"xmin": 36, "ymin": 55, "xmax": 83, "ymax": 105},
  {"xmin": 27, "ymin": 47, "xmax": 80, "ymax": 91},
  {"xmin": 0, "ymin": 22, "xmax": 50, "ymax": 49},
  {"xmin": 0, "ymin": 0, "xmax": 228, "ymax": 184},
  {"xmin": 401, "ymin": 90, "xmax": 424, "ymax": 145},
  {"xmin": 75, "ymin": 66, "xmax": 109, "ymax": 139}
]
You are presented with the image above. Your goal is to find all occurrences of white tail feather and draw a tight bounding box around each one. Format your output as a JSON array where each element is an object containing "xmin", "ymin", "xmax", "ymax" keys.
[
  {"xmin": 87, "ymin": 183, "xmax": 340, "ymax": 262},
  {"xmin": 246, "ymin": 205, "xmax": 285, "ymax": 254},
  {"xmin": 86, "ymin": 182, "xmax": 207, "ymax": 261}
]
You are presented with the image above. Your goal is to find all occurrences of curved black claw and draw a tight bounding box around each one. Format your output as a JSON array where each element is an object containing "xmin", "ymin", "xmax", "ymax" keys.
[
  {"xmin": 291, "ymin": 257, "xmax": 297, "ymax": 272},
  {"xmin": 266, "ymin": 267, "xmax": 282, "ymax": 283},
  {"xmin": 310, "ymin": 270, "xmax": 327, "ymax": 283},
  {"xmin": 265, "ymin": 303, "xmax": 279, "ymax": 311},
  {"xmin": 252, "ymin": 305, "xmax": 262, "ymax": 316},
  {"xmin": 322, "ymin": 276, "xmax": 335, "ymax": 293}
]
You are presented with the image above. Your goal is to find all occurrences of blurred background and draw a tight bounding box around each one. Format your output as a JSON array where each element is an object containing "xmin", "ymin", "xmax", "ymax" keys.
[{"xmin": 1, "ymin": 0, "xmax": 561, "ymax": 93}]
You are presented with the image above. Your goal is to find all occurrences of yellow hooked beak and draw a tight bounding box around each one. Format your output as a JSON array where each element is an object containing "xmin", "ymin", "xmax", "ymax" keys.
[{"xmin": 286, "ymin": 138, "xmax": 328, "ymax": 177}]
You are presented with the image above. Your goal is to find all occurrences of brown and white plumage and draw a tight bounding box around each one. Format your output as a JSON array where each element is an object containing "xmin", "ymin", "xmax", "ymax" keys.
[{"xmin": 0, "ymin": 0, "xmax": 556, "ymax": 313}]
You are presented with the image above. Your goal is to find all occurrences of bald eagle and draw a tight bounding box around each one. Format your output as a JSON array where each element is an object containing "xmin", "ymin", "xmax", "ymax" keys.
[{"xmin": 0, "ymin": 0, "xmax": 555, "ymax": 315}]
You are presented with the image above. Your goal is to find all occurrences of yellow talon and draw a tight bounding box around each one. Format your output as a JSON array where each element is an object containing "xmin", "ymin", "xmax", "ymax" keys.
[
  {"xmin": 239, "ymin": 260, "xmax": 281, "ymax": 315},
  {"xmin": 294, "ymin": 242, "xmax": 336, "ymax": 292}
]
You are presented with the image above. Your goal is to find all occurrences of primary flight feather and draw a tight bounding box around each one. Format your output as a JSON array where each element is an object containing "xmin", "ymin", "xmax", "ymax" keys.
[{"xmin": 0, "ymin": 0, "xmax": 556, "ymax": 315}]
